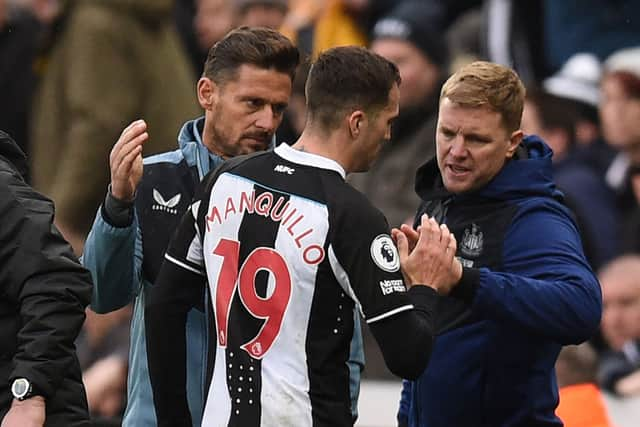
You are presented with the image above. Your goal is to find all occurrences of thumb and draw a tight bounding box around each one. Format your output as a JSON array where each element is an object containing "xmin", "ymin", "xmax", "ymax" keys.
[{"xmin": 394, "ymin": 230, "xmax": 409, "ymax": 264}]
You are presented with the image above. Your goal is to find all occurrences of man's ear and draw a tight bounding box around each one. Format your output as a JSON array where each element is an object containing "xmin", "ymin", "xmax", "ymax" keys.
[
  {"xmin": 348, "ymin": 110, "xmax": 366, "ymax": 139},
  {"xmin": 197, "ymin": 77, "xmax": 218, "ymax": 110},
  {"xmin": 506, "ymin": 129, "xmax": 524, "ymax": 159}
]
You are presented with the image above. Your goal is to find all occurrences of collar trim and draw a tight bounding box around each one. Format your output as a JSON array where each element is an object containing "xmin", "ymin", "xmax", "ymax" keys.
[{"xmin": 274, "ymin": 144, "xmax": 346, "ymax": 179}]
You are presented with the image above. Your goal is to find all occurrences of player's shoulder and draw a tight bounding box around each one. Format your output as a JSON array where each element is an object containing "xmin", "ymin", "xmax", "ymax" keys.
[{"xmin": 328, "ymin": 180, "xmax": 390, "ymax": 230}]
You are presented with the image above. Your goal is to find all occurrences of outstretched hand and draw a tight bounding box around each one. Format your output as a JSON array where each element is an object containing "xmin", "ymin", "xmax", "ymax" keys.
[
  {"xmin": 110, "ymin": 120, "xmax": 147, "ymax": 201},
  {"xmin": 392, "ymin": 214, "xmax": 462, "ymax": 295}
]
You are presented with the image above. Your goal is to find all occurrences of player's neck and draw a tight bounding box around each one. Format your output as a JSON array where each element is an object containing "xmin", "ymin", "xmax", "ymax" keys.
[{"xmin": 291, "ymin": 128, "xmax": 352, "ymax": 172}]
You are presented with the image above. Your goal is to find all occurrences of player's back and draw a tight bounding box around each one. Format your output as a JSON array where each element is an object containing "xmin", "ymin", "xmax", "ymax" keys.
[{"xmin": 196, "ymin": 144, "xmax": 375, "ymax": 426}]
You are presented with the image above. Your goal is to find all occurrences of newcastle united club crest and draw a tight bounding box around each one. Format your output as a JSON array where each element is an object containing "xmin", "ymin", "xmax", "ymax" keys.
[{"xmin": 460, "ymin": 223, "xmax": 483, "ymax": 258}]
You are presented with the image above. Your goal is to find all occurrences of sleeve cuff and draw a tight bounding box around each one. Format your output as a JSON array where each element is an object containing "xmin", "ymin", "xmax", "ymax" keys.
[
  {"xmin": 102, "ymin": 185, "xmax": 135, "ymax": 228},
  {"xmin": 407, "ymin": 285, "xmax": 439, "ymax": 312},
  {"xmin": 449, "ymin": 267, "xmax": 480, "ymax": 303}
]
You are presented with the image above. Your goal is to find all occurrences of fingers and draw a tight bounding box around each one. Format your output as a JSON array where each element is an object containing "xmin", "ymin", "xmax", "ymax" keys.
[
  {"xmin": 399, "ymin": 223, "xmax": 419, "ymax": 251},
  {"xmin": 118, "ymin": 144, "xmax": 143, "ymax": 176},
  {"xmin": 392, "ymin": 228, "xmax": 409, "ymax": 264},
  {"xmin": 110, "ymin": 120, "xmax": 147, "ymax": 168}
]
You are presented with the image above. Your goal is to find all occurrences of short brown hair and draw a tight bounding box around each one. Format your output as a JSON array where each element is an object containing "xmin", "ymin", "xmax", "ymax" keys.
[
  {"xmin": 305, "ymin": 46, "xmax": 401, "ymax": 130},
  {"xmin": 202, "ymin": 26, "xmax": 299, "ymax": 84},
  {"xmin": 440, "ymin": 61, "xmax": 526, "ymax": 133}
]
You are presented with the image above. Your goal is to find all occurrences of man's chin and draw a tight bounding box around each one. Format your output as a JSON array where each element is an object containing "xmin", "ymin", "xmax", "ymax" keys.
[{"xmin": 240, "ymin": 138, "xmax": 270, "ymax": 153}]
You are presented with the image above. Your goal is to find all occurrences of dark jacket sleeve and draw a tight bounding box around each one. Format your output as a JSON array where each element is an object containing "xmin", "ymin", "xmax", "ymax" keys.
[
  {"xmin": 0, "ymin": 165, "xmax": 92, "ymax": 399},
  {"xmin": 462, "ymin": 203, "xmax": 602, "ymax": 345}
]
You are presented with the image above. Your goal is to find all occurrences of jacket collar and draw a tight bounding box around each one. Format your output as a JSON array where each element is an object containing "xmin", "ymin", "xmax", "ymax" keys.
[{"xmin": 0, "ymin": 130, "xmax": 28, "ymax": 178}]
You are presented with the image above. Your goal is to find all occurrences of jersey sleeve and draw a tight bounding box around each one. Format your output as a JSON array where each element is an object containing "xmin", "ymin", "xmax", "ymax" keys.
[
  {"xmin": 145, "ymin": 181, "xmax": 210, "ymax": 426},
  {"xmin": 163, "ymin": 198, "xmax": 205, "ymax": 275},
  {"xmin": 329, "ymin": 194, "xmax": 413, "ymax": 324}
]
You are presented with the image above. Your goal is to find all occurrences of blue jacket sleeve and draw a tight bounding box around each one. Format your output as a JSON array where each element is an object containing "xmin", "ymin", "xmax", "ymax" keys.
[
  {"xmin": 472, "ymin": 203, "xmax": 602, "ymax": 345},
  {"xmin": 397, "ymin": 379, "xmax": 411, "ymax": 427},
  {"xmin": 348, "ymin": 311, "xmax": 365, "ymax": 422},
  {"xmin": 82, "ymin": 207, "xmax": 143, "ymax": 313}
]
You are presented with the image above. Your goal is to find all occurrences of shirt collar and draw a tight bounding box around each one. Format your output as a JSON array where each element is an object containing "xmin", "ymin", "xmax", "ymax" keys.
[{"xmin": 274, "ymin": 143, "xmax": 346, "ymax": 179}]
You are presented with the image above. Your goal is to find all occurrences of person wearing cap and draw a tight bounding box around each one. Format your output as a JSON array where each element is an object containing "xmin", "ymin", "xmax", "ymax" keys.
[
  {"xmin": 599, "ymin": 47, "xmax": 640, "ymax": 253},
  {"xmin": 521, "ymin": 87, "xmax": 619, "ymax": 271}
]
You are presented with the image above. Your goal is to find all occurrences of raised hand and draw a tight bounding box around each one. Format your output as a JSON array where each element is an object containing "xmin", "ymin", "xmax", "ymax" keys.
[
  {"xmin": 110, "ymin": 120, "xmax": 148, "ymax": 201},
  {"xmin": 393, "ymin": 214, "xmax": 462, "ymax": 295}
]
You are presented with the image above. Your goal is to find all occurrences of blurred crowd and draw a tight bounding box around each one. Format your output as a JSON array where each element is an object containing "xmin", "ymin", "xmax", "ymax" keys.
[{"xmin": 1, "ymin": 0, "xmax": 640, "ymax": 425}]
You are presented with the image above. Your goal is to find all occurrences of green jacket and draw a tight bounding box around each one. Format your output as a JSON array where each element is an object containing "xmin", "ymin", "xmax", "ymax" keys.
[{"xmin": 30, "ymin": 0, "xmax": 199, "ymax": 236}]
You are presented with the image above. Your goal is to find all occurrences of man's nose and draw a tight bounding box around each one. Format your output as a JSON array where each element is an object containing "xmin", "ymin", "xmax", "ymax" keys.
[
  {"xmin": 449, "ymin": 135, "xmax": 467, "ymax": 157},
  {"xmin": 255, "ymin": 106, "xmax": 278, "ymax": 132}
]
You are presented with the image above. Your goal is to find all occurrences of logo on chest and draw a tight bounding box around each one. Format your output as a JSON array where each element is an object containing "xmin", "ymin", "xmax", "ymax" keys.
[
  {"xmin": 460, "ymin": 223, "xmax": 483, "ymax": 258},
  {"xmin": 152, "ymin": 189, "xmax": 181, "ymax": 215}
]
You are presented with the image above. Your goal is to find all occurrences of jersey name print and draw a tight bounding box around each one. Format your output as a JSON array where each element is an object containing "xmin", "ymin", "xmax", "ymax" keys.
[
  {"xmin": 202, "ymin": 173, "xmax": 327, "ymax": 426},
  {"xmin": 164, "ymin": 144, "xmax": 414, "ymax": 426}
]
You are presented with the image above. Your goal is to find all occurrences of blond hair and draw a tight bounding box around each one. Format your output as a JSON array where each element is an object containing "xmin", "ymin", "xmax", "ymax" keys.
[{"xmin": 440, "ymin": 61, "xmax": 525, "ymax": 133}]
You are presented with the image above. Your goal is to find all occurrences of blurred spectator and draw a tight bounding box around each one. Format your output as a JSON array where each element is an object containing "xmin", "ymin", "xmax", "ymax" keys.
[
  {"xmin": 233, "ymin": 0, "xmax": 287, "ymax": 28},
  {"xmin": 276, "ymin": 60, "xmax": 310, "ymax": 144},
  {"xmin": 284, "ymin": 0, "xmax": 396, "ymax": 57},
  {"xmin": 521, "ymin": 87, "xmax": 619, "ymax": 270},
  {"xmin": 543, "ymin": 53, "xmax": 602, "ymax": 147},
  {"xmin": 555, "ymin": 343, "xmax": 615, "ymax": 427},
  {"xmin": 76, "ymin": 307, "xmax": 131, "ymax": 424},
  {"xmin": 29, "ymin": 0, "xmax": 200, "ymax": 255},
  {"xmin": 599, "ymin": 47, "xmax": 640, "ymax": 252},
  {"xmin": 195, "ymin": 0, "xmax": 235, "ymax": 58},
  {"xmin": 0, "ymin": 0, "xmax": 44, "ymax": 158},
  {"xmin": 598, "ymin": 255, "xmax": 640, "ymax": 397},
  {"xmin": 542, "ymin": 0, "xmax": 640, "ymax": 75},
  {"xmin": 175, "ymin": 0, "xmax": 236, "ymax": 78},
  {"xmin": 418, "ymin": 0, "xmax": 640, "ymax": 86},
  {"xmin": 542, "ymin": 53, "xmax": 616, "ymax": 178}
]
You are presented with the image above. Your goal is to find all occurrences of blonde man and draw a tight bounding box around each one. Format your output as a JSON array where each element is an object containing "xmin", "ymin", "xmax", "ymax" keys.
[{"xmin": 395, "ymin": 61, "xmax": 602, "ymax": 427}]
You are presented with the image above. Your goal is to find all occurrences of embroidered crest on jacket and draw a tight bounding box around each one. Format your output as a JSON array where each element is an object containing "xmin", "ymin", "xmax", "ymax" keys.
[{"xmin": 460, "ymin": 223, "xmax": 483, "ymax": 257}]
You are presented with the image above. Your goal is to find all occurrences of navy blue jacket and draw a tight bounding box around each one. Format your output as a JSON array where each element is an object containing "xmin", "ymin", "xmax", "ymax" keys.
[{"xmin": 398, "ymin": 136, "xmax": 602, "ymax": 427}]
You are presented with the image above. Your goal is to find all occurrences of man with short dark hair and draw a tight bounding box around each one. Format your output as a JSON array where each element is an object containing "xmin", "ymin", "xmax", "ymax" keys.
[
  {"xmin": 395, "ymin": 61, "xmax": 602, "ymax": 427},
  {"xmin": 146, "ymin": 46, "xmax": 450, "ymax": 426},
  {"xmin": 82, "ymin": 27, "xmax": 300, "ymax": 427},
  {"xmin": 349, "ymin": 1, "xmax": 448, "ymax": 229}
]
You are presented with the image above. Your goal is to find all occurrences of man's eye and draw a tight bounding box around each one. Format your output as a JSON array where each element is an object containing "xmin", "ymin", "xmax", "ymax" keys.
[{"xmin": 273, "ymin": 104, "xmax": 287, "ymax": 115}]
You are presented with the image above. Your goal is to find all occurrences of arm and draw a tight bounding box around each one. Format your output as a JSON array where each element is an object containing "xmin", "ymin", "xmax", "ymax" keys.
[
  {"xmin": 458, "ymin": 206, "xmax": 602, "ymax": 344},
  {"xmin": 334, "ymin": 211, "xmax": 449, "ymax": 380},
  {"xmin": 368, "ymin": 286, "xmax": 438, "ymax": 380},
  {"xmin": 82, "ymin": 120, "xmax": 148, "ymax": 313},
  {"xmin": 83, "ymin": 207, "xmax": 142, "ymax": 313},
  {"xmin": 145, "ymin": 205, "xmax": 205, "ymax": 427},
  {"xmin": 0, "ymin": 169, "xmax": 91, "ymax": 420}
]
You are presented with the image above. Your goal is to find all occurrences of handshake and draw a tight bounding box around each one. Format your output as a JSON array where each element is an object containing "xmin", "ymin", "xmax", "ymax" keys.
[{"xmin": 391, "ymin": 214, "xmax": 463, "ymax": 295}]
